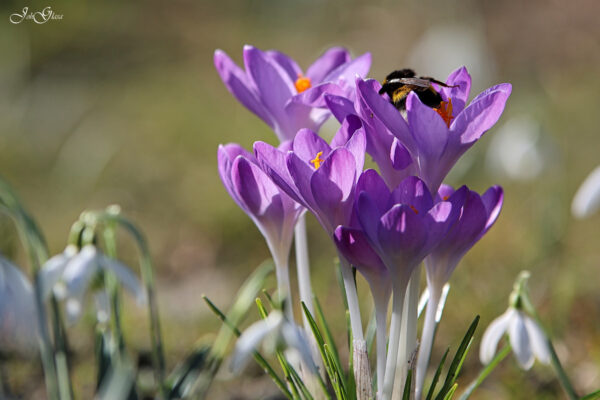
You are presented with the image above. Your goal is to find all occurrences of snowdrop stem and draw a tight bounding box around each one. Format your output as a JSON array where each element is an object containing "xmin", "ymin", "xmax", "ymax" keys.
[
  {"xmin": 102, "ymin": 223, "xmax": 125, "ymax": 348},
  {"xmin": 382, "ymin": 278, "xmax": 408, "ymax": 400},
  {"xmin": 459, "ymin": 344, "xmax": 511, "ymax": 400},
  {"xmin": 415, "ymin": 285, "xmax": 441, "ymax": 400},
  {"xmin": 0, "ymin": 180, "xmax": 71, "ymax": 400}
]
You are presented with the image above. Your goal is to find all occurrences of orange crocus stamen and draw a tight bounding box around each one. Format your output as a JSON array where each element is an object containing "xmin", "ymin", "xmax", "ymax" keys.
[
  {"xmin": 442, "ymin": 195, "xmax": 450, "ymax": 201},
  {"xmin": 310, "ymin": 151, "xmax": 324, "ymax": 169},
  {"xmin": 435, "ymin": 98, "xmax": 454, "ymax": 128},
  {"xmin": 295, "ymin": 74, "xmax": 312, "ymax": 93},
  {"xmin": 409, "ymin": 205, "xmax": 419, "ymax": 215}
]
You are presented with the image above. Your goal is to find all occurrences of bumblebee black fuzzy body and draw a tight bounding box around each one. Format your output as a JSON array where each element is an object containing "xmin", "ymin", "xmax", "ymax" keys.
[{"xmin": 379, "ymin": 69, "xmax": 453, "ymax": 111}]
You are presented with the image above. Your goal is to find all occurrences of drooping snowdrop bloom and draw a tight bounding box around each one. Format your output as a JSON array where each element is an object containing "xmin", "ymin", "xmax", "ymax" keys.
[
  {"xmin": 416, "ymin": 185, "xmax": 503, "ymax": 398},
  {"xmin": 357, "ymin": 67, "xmax": 511, "ymax": 194},
  {"xmin": 218, "ymin": 142, "xmax": 303, "ymax": 319},
  {"xmin": 571, "ymin": 165, "xmax": 600, "ymax": 219},
  {"xmin": 40, "ymin": 245, "xmax": 146, "ymax": 323},
  {"xmin": 0, "ymin": 255, "xmax": 38, "ymax": 354},
  {"xmin": 480, "ymin": 307, "xmax": 550, "ymax": 370},
  {"xmin": 230, "ymin": 310, "xmax": 315, "ymax": 375},
  {"xmin": 214, "ymin": 45, "xmax": 371, "ymax": 142}
]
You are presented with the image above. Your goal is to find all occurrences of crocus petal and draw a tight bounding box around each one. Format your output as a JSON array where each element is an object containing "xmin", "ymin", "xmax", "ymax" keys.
[
  {"xmin": 310, "ymin": 149, "xmax": 357, "ymax": 232},
  {"xmin": 218, "ymin": 144, "xmax": 255, "ymax": 208},
  {"xmin": 265, "ymin": 50, "xmax": 302, "ymax": 82},
  {"xmin": 480, "ymin": 308, "xmax": 512, "ymax": 365},
  {"xmin": 232, "ymin": 156, "xmax": 282, "ymax": 218},
  {"xmin": 292, "ymin": 82, "xmax": 347, "ymax": 108},
  {"xmin": 99, "ymin": 255, "xmax": 146, "ymax": 305},
  {"xmin": 436, "ymin": 185, "xmax": 456, "ymax": 203},
  {"xmin": 214, "ymin": 50, "xmax": 273, "ymax": 128},
  {"xmin": 231, "ymin": 312, "xmax": 283, "ymax": 373},
  {"xmin": 390, "ymin": 138, "xmax": 413, "ymax": 172},
  {"xmin": 481, "ymin": 186, "xmax": 504, "ymax": 234},
  {"xmin": 377, "ymin": 204, "xmax": 428, "ymax": 273},
  {"xmin": 406, "ymin": 92, "xmax": 448, "ymax": 161},
  {"xmin": 324, "ymin": 94, "xmax": 356, "ymax": 124},
  {"xmin": 334, "ymin": 226, "xmax": 388, "ymax": 285},
  {"xmin": 342, "ymin": 126, "xmax": 366, "ymax": 172},
  {"xmin": 390, "ymin": 176, "xmax": 434, "ymax": 215},
  {"xmin": 306, "ymin": 47, "xmax": 351, "ymax": 83},
  {"xmin": 439, "ymin": 66, "xmax": 471, "ymax": 115},
  {"xmin": 451, "ymin": 83, "xmax": 512, "ymax": 144},
  {"xmin": 524, "ymin": 316, "xmax": 551, "ymax": 365},
  {"xmin": 357, "ymin": 78, "xmax": 416, "ymax": 155},
  {"xmin": 244, "ymin": 46, "xmax": 295, "ymax": 137},
  {"xmin": 330, "ymin": 114, "xmax": 363, "ymax": 148},
  {"xmin": 292, "ymin": 129, "xmax": 332, "ymax": 164},
  {"xmin": 253, "ymin": 141, "xmax": 301, "ymax": 204},
  {"xmin": 286, "ymin": 152, "xmax": 318, "ymax": 210},
  {"xmin": 509, "ymin": 311, "xmax": 534, "ymax": 370},
  {"xmin": 571, "ymin": 165, "xmax": 600, "ymax": 219},
  {"xmin": 323, "ymin": 53, "xmax": 372, "ymax": 90}
]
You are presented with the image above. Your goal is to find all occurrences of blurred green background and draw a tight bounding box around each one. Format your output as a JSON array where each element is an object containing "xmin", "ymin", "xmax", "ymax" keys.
[{"xmin": 1, "ymin": 0, "xmax": 600, "ymax": 398}]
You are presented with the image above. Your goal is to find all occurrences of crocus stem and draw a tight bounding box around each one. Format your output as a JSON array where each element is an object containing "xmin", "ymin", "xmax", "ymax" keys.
[
  {"xmin": 415, "ymin": 285, "xmax": 441, "ymax": 400},
  {"xmin": 374, "ymin": 294, "xmax": 389, "ymax": 398},
  {"xmin": 382, "ymin": 279, "xmax": 408, "ymax": 400},
  {"xmin": 273, "ymin": 253, "xmax": 294, "ymax": 322},
  {"xmin": 295, "ymin": 214, "xmax": 314, "ymax": 317},
  {"xmin": 339, "ymin": 256, "xmax": 364, "ymax": 342},
  {"xmin": 395, "ymin": 269, "xmax": 420, "ymax": 399}
]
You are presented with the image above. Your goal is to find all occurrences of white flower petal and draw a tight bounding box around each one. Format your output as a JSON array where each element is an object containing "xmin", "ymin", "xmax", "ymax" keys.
[
  {"xmin": 572, "ymin": 165, "xmax": 600, "ymax": 219},
  {"xmin": 39, "ymin": 246, "xmax": 77, "ymax": 299},
  {"xmin": 99, "ymin": 255, "xmax": 146, "ymax": 305},
  {"xmin": 230, "ymin": 313, "xmax": 283, "ymax": 374},
  {"xmin": 509, "ymin": 311, "xmax": 534, "ymax": 370},
  {"xmin": 524, "ymin": 315, "xmax": 551, "ymax": 365},
  {"xmin": 65, "ymin": 294, "xmax": 85, "ymax": 323},
  {"xmin": 479, "ymin": 308, "xmax": 512, "ymax": 365},
  {"xmin": 62, "ymin": 245, "xmax": 99, "ymax": 299},
  {"xmin": 281, "ymin": 323, "xmax": 316, "ymax": 373},
  {"xmin": 94, "ymin": 291, "xmax": 111, "ymax": 324}
]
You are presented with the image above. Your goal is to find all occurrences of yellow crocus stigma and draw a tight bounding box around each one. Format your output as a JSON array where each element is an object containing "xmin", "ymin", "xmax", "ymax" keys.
[
  {"xmin": 295, "ymin": 74, "xmax": 312, "ymax": 93},
  {"xmin": 310, "ymin": 151, "xmax": 324, "ymax": 169},
  {"xmin": 434, "ymin": 98, "xmax": 454, "ymax": 128}
]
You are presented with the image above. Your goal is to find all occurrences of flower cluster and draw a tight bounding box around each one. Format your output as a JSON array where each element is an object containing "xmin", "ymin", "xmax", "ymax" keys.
[{"xmin": 216, "ymin": 45, "xmax": 510, "ymax": 399}]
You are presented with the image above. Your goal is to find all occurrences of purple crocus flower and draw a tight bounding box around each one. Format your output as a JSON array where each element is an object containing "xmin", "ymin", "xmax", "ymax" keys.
[
  {"xmin": 415, "ymin": 184, "xmax": 503, "ymax": 398},
  {"xmin": 324, "ymin": 78, "xmax": 415, "ymax": 190},
  {"xmin": 218, "ymin": 143, "xmax": 303, "ymax": 319},
  {"xmin": 357, "ymin": 67, "xmax": 511, "ymax": 194},
  {"xmin": 214, "ymin": 45, "xmax": 371, "ymax": 142},
  {"xmin": 351, "ymin": 169, "xmax": 466, "ymax": 398},
  {"xmin": 253, "ymin": 115, "xmax": 366, "ymax": 234}
]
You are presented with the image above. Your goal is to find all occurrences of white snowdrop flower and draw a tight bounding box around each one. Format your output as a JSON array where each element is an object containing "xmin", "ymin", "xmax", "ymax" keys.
[
  {"xmin": 230, "ymin": 310, "xmax": 315, "ymax": 374},
  {"xmin": 0, "ymin": 255, "xmax": 38, "ymax": 354},
  {"xmin": 40, "ymin": 244, "xmax": 146, "ymax": 323},
  {"xmin": 572, "ymin": 165, "xmax": 600, "ymax": 219},
  {"xmin": 480, "ymin": 307, "xmax": 550, "ymax": 370}
]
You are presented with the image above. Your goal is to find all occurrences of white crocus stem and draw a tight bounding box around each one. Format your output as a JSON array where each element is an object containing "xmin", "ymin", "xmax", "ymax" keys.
[
  {"xmin": 272, "ymin": 250, "xmax": 294, "ymax": 322},
  {"xmin": 295, "ymin": 214, "xmax": 314, "ymax": 321},
  {"xmin": 394, "ymin": 269, "xmax": 421, "ymax": 400},
  {"xmin": 415, "ymin": 283, "xmax": 442, "ymax": 400},
  {"xmin": 339, "ymin": 255, "xmax": 364, "ymax": 341},
  {"xmin": 382, "ymin": 277, "xmax": 408, "ymax": 400},
  {"xmin": 374, "ymin": 293, "xmax": 389, "ymax": 399}
]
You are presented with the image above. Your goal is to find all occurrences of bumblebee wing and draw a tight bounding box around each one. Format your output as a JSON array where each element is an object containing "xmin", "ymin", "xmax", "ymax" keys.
[
  {"xmin": 419, "ymin": 76, "xmax": 458, "ymax": 88},
  {"xmin": 396, "ymin": 77, "xmax": 432, "ymax": 88}
]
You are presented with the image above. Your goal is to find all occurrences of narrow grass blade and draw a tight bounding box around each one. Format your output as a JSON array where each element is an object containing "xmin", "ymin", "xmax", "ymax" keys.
[
  {"xmin": 402, "ymin": 369, "xmax": 413, "ymax": 400},
  {"xmin": 580, "ymin": 389, "xmax": 600, "ymax": 400},
  {"xmin": 443, "ymin": 383, "xmax": 458, "ymax": 400},
  {"xmin": 425, "ymin": 348, "xmax": 449, "ymax": 400},
  {"xmin": 434, "ymin": 316, "xmax": 479, "ymax": 400},
  {"xmin": 314, "ymin": 295, "xmax": 343, "ymax": 378},
  {"xmin": 458, "ymin": 344, "xmax": 510, "ymax": 400}
]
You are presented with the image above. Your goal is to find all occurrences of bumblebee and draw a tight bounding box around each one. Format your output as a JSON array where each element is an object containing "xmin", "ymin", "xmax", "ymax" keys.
[{"xmin": 379, "ymin": 69, "xmax": 455, "ymax": 111}]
